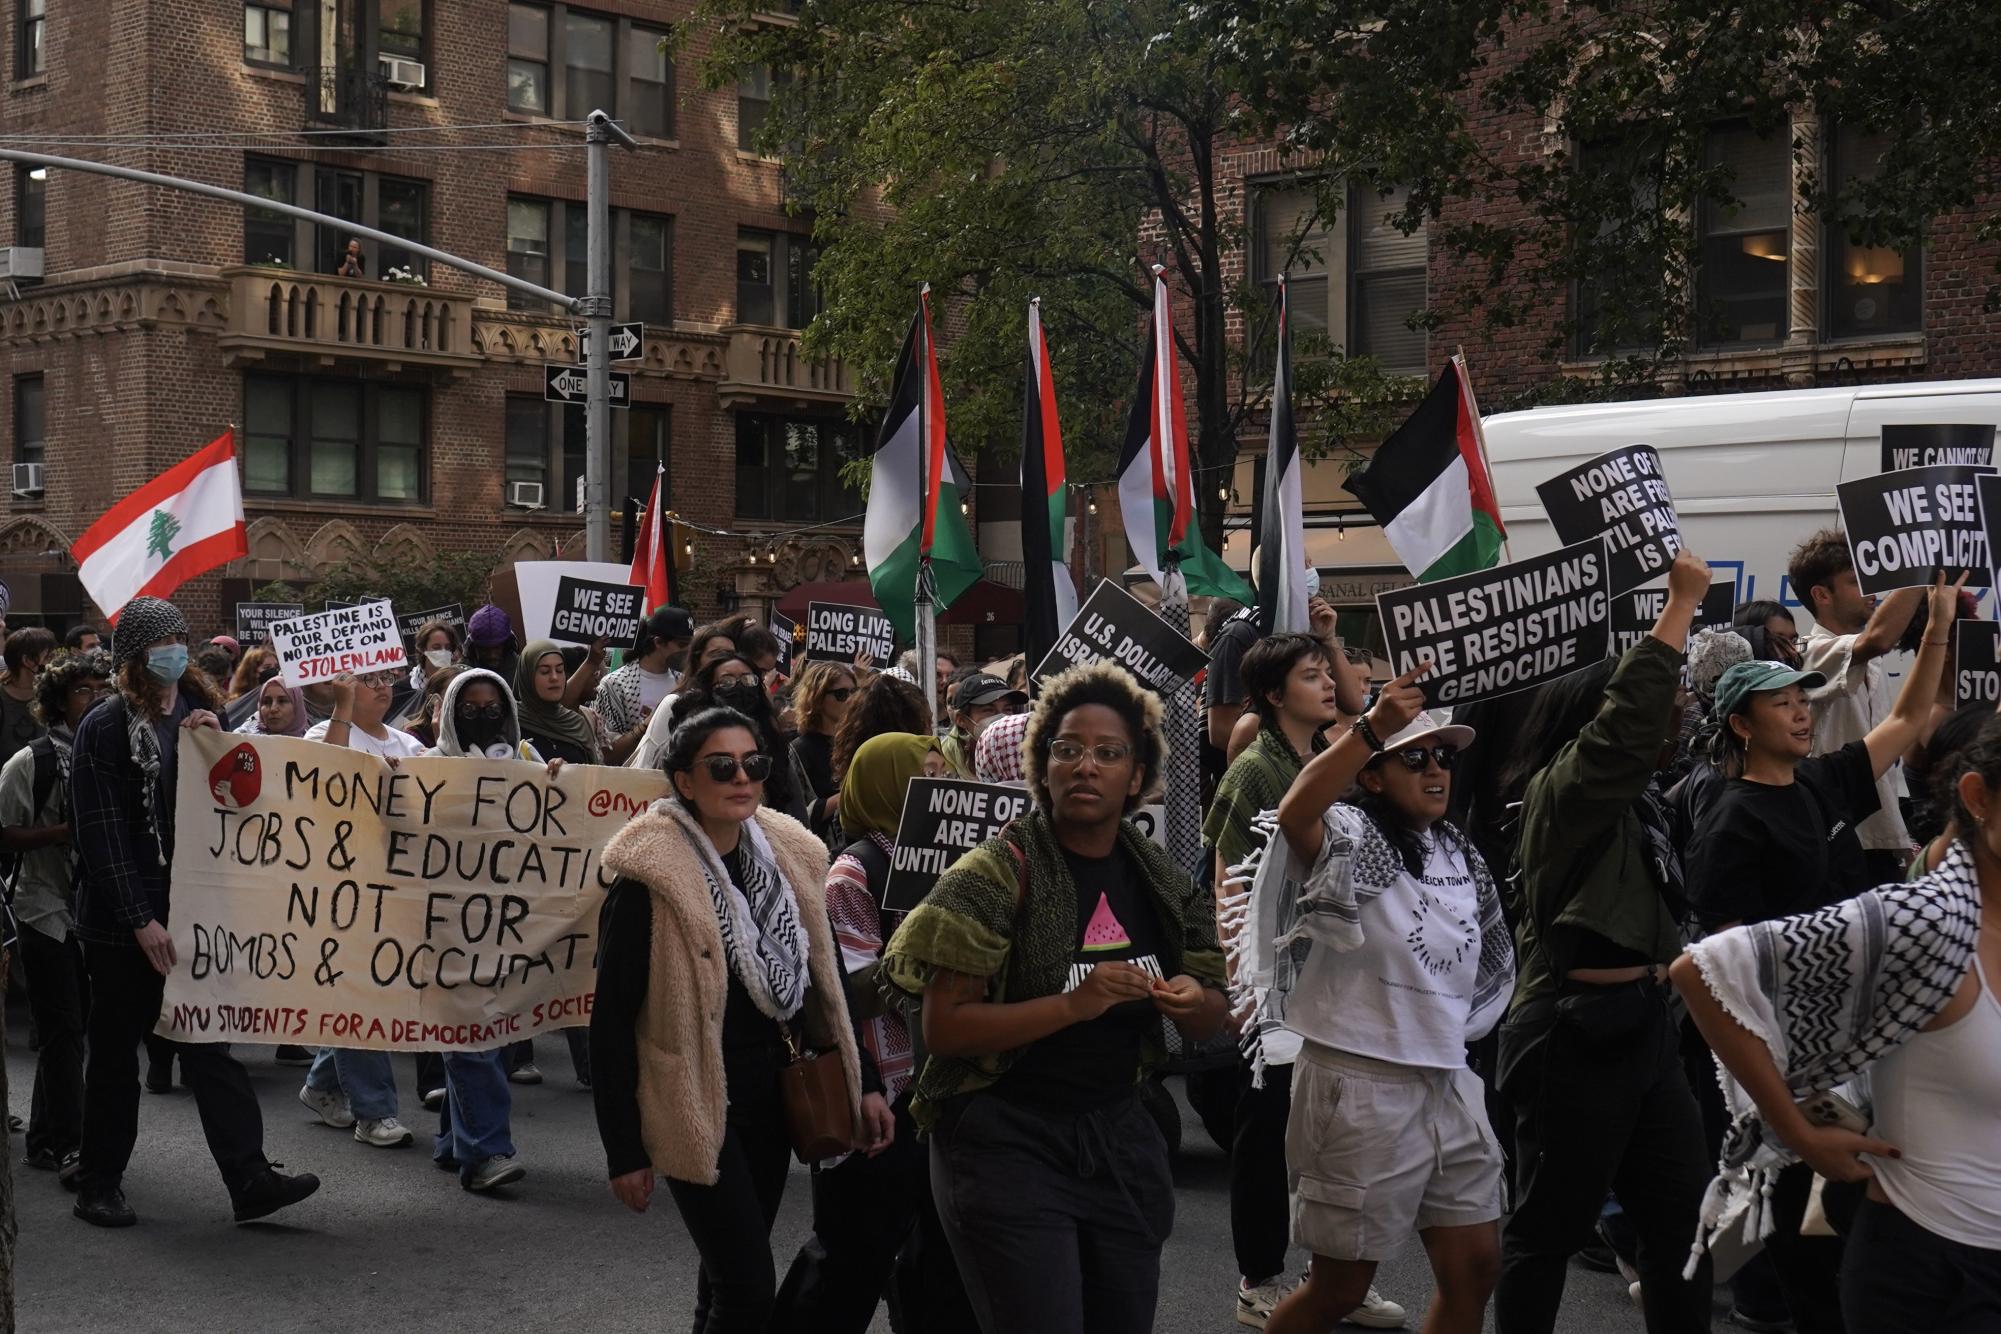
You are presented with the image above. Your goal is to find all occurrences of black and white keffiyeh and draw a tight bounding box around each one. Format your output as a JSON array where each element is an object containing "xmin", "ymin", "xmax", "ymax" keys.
[
  {"xmin": 660, "ymin": 798, "xmax": 809, "ymax": 1021},
  {"xmin": 1681, "ymin": 838, "xmax": 1982, "ymax": 1273}
]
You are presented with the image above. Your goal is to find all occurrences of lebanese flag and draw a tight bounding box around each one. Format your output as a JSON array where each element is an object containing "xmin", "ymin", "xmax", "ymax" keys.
[
  {"xmin": 73, "ymin": 429, "xmax": 247, "ymax": 623},
  {"xmin": 1343, "ymin": 355, "xmax": 1505, "ymax": 581},
  {"xmin": 628, "ymin": 464, "xmax": 677, "ymax": 610},
  {"xmin": 1255, "ymin": 277, "xmax": 1309, "ymax": 635},
  {"xmin": 1115, "ymin": 266, "xmax": 1251, "ymax": 601},
  {"xmin": 1021, "ymin": 299, "xmax": 1077, "ymax": 674}
]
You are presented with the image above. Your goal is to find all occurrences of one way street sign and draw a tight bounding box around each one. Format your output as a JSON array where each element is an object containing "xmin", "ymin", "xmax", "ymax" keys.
[
  {"xmin": 573, "ymin": 322, "xmax": 644, "ymax": 364},
  {"xmin": 545, "ymin": 365, "xmax": 632, "ymax": 409}
]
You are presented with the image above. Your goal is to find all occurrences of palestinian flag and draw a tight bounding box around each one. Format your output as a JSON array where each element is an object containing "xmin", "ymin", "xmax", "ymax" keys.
[
  {"xmin": 863, "ymin": 287, "xmax": 983, "ymax": 641},
  {"xmin": 1344, "ymin": 355, "xmax": 1504, "ymax": 581},
  {"xmin": 1255, "ymin": 277, "xmax": 1309, "ymax": 635},
  {"xmin": 1021, "ymin": 299, "xmax": 1078, "ymax": 673},
  {"xmin": 627, "ymin": 463, "xmax": 677, "ymax": 611},
  {"xmin": 1116, "ymin": 267, "xmax": 1253, "ymax": 601}
]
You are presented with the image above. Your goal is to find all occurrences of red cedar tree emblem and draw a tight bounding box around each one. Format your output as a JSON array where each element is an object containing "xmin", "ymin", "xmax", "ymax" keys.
[{"xmin": 209, "ymin": 742, "xmax": 262, "ymax": 810}]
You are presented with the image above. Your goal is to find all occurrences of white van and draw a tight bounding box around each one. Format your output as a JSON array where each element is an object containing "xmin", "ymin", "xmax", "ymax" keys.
[{"xmin": 1479, "ymin": 377, "xmax": 2001, "ymax": 614}]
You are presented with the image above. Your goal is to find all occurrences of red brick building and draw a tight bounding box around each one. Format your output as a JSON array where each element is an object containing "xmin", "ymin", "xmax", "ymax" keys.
[{"xmin": 0, "ymin": 0, "xmax": 865, "ymax": 636}]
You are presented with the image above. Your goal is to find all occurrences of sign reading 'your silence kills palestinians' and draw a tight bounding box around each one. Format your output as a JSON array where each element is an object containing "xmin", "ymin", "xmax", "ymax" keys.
[
  {"xmin": 1835, "ymin": 463, "xmax": 1998, "ymax": 595},
  {"xmin": 1534, "ymin": 444, "xmax": 1683, "ymax": 596},
  {"xmin": 1375, "ymin": 537, "xmax": 1611, "ymax": 707}
]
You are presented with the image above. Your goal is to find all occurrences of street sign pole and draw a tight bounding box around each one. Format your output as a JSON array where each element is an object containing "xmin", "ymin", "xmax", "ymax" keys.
[{"xmin": 584, "ymin": 110, "xmax": 639, "ymax": 564}]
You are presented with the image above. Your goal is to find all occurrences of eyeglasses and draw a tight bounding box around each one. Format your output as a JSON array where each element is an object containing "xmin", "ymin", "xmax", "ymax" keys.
[
  {"xmin": 1384, "ymin": 744, "xmax": 1457, "ymax": 773},
  {"xmin": 826, "ymin": 686, "xmax": 855, "ymax": 702},
  {"xmin": 457, "ymin": 701, "xmax": 506, "ymax": 722},
  {"xmin": 698, "ymin": 753, "xmax": 772, "ymax": 783},
  {"xmin": 1048, "ymin": 740, "xmax": 1133, "ymax": 767},
  {"xmin": 715, "ymin": 672, "xmax": 760, "ymax": 690},
  {"xmin": 357, "ymin": 672, "xmax": 397, "ymax": 689}
]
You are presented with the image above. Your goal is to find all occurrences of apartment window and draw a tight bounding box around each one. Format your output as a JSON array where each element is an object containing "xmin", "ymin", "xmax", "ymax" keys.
[
  {"xmin": 17, "ymin": 0, "xmax": 44, "ymax": 78},
  {"xmin": 14, "ymin": 375, "xmax": 42, "ymax": 468},
  {"xmin": 625, "ymin": 405, "xmax": 668, "ymax": 517},
  {"xmin": 16, "ymin": 164, "xmax": 43, "ymax": 250},
  {"xmin": 243, "ymin": 375, "xmax": 427, "ymax": 503},
  {"xmin": 243, "ymin": 1, "xmax": 292, "ymax": 67},
  {"xmin": 505, "ymin": 398, "xmax": 550, "ymax": 495},
  {"xmin": 377, "ymin": 177, "xmax": 426, "ymax": 278},
  {"xmin": 244, "ymin": 159, "xmax": 295, "ymax": 266},
  {"xmin": 737, "ymin": 66, "xmax": 782, "ymax": 153},
  {"xmin": 736, "ymin": 230, "xmax": 816, "ymax": 327},
  {"xmin": 1571, "ymin": 129, "xmax": 1667, "ymax": 356},
  {"xmin": 507, "ymin": 5, "xmax": 673, "ymax": 137},
  {"xmin": 735, "ymin": 413, "xmax": 862, "ymax": 522},
  {"xmin": 379, "ymin": 0, "xmax": 425, "ymax": 63},
  {"xmin": 1349, "ymin": 184, "xmax": 1428, "ymax": 374},
  {"xmin": 1255, "ymin": 185, "xmax": 1333, "ymax": 340},
  {"xmin": 1698, "ymin": 125, "xmax": 1790, "ymax": 345},
  {"xmin": 243, "ymin": 159, "xmax": 430, "ymax": 280},
  {"xmin": 508, "ymin": 398, "xmax": 665, "ymax": 512},
  {"xmin": 1827, "ymin": 128, "xmax": 1922, "ymax": 340},
  {"xmin": 508, "ymin": 195, "xmax": 674, "ymax": 323}
]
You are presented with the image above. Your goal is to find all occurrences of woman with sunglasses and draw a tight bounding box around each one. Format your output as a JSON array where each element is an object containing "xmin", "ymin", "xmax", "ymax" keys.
[
  {"xmin": 789, "ymin": 662, "xmax": 857, "ymax": 846},
  {"xmin": 658, "ymin": 654, "xmax": 807, "ymax": 823},
  {"xmin": 592, "ymin": 706, "xmax": 878, "ymax": 1333},
  {"xmin": 881, "ymin": 661, "xmax": 1228, "ymax": 1334},
  {"xmin": 1244, "ymin": 667, "xmax": 1510, "ymax": 1334}
]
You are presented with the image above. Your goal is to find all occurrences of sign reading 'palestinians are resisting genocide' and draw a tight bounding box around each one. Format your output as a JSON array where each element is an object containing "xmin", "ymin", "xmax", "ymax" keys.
[{"xmin": 156, "ymin": 730, "xmax": 669, "ymax": 1052}]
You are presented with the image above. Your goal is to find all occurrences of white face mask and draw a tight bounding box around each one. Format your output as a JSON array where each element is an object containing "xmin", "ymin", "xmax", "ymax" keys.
[
  {"xmin": 425, "ymin": 649, "xmax": 455, "ymax": 669},
  {"xmin": 1303, "ymin": 564, "xmax": 1321, "ymax": 599}
]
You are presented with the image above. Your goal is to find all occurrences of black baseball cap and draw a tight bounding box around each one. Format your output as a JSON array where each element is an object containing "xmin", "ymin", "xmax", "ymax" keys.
[
  {"xmin": 953, "ymin": 672, "xmax": 1028, "ymax": 712},
  {"xmin": 645, "ymin": 606, "xmax": 693, "ymax": 642}
]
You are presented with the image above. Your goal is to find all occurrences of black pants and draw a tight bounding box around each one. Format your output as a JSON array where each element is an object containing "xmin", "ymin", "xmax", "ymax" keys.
[
  {"xmin": 18, "ymin": 926, "xmax": 87, "ymax": 1160},
  {"xmin": 415, "ymin": 1051, "xmax": 445, "ymax": 1096},
  {"xmin": 1495, "ymin": 984, "xmax": 1713, "ymax": 1333},
  {"xmin": 930, "ymin": 1091, "xmax": 1175, "ymax": 1334},
  {"xmin": 1229, "ymin": 1060, "xmax": 1293, "ymax": 1283},
  {"xmin": 1843, "ymin": 1197, "xmax": 2001, "ymax": 1333},
  {"xmin": 772, "ymin": 1096, "xmax": 974, "ymax": 1334},
  {"xmin": 1759, "ymin": 1161, "xmax": 1847, "ymax": 1333},
  {"xmin": 665, "ymin": 1073, "xmax": 791, "ymax": 1334},
  {"xmin": 79, "ymin": 943, "xmax": 267, "ymax": 1196}
]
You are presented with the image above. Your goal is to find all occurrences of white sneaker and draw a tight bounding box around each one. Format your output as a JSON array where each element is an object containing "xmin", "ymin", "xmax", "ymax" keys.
[
  {"xmin": 1235, "ymin": 1274, "xmax": 1296, "ymax": 1328},
  {"xmin": 354, "ymin": 1116, "xmax": 413, "ymax": 1148},
  {"xmin": 508, "ymin": 1062, "xmax": 543, "ymax": 1086},
  {"xmin": 1347, "ymin": 1286, "xmax": 1409, "ymax": 1330},
  {"xmin": 297, "ymin": 1084, "xmax": 355, "ymax": 1129}
]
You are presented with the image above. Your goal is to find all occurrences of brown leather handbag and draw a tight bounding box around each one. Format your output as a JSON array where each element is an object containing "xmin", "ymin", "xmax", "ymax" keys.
[{"xmin": 777, "ymin": 1021, "xmax": 853, "ymax": 1163}]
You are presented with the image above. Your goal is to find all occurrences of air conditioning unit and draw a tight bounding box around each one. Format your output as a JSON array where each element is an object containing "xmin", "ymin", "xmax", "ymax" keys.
[
  {"xmin": 506, "ymin": 480, "xmax": 545, "ymax": 510},
  {"xmin": 11, "ymin": 462, "xmax": 43, "ymax": 497},
  {"xmin": 0, "ymin": 247, "xmax": 44, "ymax": 280},
  {"xmin": 379, "ymin": 55, "xmax": 427, "ymax": 90}
]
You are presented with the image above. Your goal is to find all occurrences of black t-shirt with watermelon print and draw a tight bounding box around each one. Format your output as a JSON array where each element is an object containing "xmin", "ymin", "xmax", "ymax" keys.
[{"xmin": 993, "ymin": 841, "xmax": 1172, "ymax": 1114}]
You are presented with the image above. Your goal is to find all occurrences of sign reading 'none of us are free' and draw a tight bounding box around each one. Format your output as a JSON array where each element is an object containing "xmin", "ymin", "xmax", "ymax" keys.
[{"xmin": 1534, "ymin": 444, "xmax": 1683, "ymax": 596}]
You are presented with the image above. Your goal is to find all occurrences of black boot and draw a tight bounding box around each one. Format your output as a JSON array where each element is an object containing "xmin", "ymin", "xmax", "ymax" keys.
[
  {"xmin": 231, "ymin": 1163, "xmax": 320, "ymax": 1223},
  {"xmin": 73, "ymin": 1179, "xmax": 137, "ymax": 1228}
]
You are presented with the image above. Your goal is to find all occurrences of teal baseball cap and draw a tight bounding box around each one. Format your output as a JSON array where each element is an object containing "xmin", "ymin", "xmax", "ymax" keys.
[{"xmin": 1712, "ymin": 659, "xmax": 1827, "ymax": 720}]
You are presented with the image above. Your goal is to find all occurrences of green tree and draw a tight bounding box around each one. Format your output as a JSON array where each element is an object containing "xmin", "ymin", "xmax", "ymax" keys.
[
  {"xmin": 146, "ymin": 510, "xmax": 181, "ymax": 562},
  {"xmin": 251, "ymin": 549, "xmax": 499, "ymax": 619}
]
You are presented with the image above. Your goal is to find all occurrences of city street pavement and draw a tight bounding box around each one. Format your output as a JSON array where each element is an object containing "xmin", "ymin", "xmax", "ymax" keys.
[{"xmin": 11, "ymin": 1037, "xmax": 1671, "ymax": 1332}]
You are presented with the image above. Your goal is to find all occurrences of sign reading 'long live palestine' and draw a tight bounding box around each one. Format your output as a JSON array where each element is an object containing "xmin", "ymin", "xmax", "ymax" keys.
[
  {"xmin": 1030, "ymin": 579, "xmax": 1208, "ymax": 694},
  {"xmin": 1835, "ymin": 463, "xmax": 1997, "ymax": 595},
  {"xmin": 1375, "ymin": 537, "xmax": 1611, "ymax": 706},
  {"xmin": 806, "ymin": 602, "xmax": 895, "ymax": 663},
  {"xmin": 1534, "ymin": 444, "xmax": 1683, "ymax": 596}
]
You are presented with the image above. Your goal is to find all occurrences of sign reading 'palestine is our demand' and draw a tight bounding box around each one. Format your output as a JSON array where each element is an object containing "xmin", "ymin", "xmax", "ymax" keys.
[
  {"xmin": 268, "ymin": 600, "xmax": 408, "ymax": 688},
  {"xmin": 156, "ymin": 731, "xmax": 670, "ymax": 1051},
  {"xmin": 1836, "ymin": 464, "xmax": 1998, "ymax": 595},
  {"xmin": 1375, "ymin": 538, "xmax": 1611, "ymax": 706},
  {"xmin": 1534, "ymin": 444, "xmax": 1683, "ymax": 596}
]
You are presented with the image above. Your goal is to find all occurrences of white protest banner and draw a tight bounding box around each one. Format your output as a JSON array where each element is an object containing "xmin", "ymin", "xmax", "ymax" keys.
[
  {"xmin": 269, "ymin": 599, "xmax": 408, "ymax": 688},
  {"xmin": 548, "ymin": 574, "xmax": 644, "ymax": 649},
  {"xmin": 1882, "ymin": 423, "xmax": 1996, "ymax": 472},
  {"xmin": 513, "ymin": 561, "xmax": 639, "ymax": 643},
  {"xmin": 156, "ymin": 730, "xmax": 670, "ymax": 1051},
  {"xmin": 806, "ymin": 602, "xmax": 896, "ymax": 664},
  {"xmin": 1375, "ymin": 537, "xmax": 1610, "ymax": 707},
  {"xmin": 1534, "ymin": 444, "xmax": 1682, "ymax": 596},
  {"xmin": 881, "ymin": 777, "xmax": 1032, "ymax": 913},
  {"xmin": 1836, "ymin": 463, "xmax": 1997, "ymax": 595},
  {"xmin": 1956, "ymin": 620, "xmax": 2001, "ymax": 709},
  {"xmin": 1030, "ymin": 579, "xmax": 1208, "ymax": 695},
  {"xmin": 1607, "ymin": 581, "xmax": 1734, "ymax": 656}
]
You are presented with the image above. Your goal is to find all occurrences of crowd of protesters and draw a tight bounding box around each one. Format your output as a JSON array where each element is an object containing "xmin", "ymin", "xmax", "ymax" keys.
[{"xmin": 0, "ymin": 521, "xmax": 1993, "ymax": 1334}]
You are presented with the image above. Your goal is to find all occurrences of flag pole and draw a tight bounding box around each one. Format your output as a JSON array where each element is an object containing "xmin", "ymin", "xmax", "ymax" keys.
[
  {"xmin": 1452, "ymin": 346, "xmax": 1510, "ymax": 563},
  {"xmin": 917, "ymin": 283, "xmax": 939, "ymax": 724}
]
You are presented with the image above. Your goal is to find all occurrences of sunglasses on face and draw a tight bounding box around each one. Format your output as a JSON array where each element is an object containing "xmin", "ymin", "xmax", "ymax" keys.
[
  {"xmin": 457, "ymin": 702, "xmax": 506, "ymax": 722},
  {"xmin": 698, "ymin": 753, "xmax": 772, "ymax": 783},
  {"xmin": 826, "ymin": 686, "xmax": 855, "ymax": 702},
  {"xmin": 715, "ymin": 671, "xmax": 760, "ymax": 690},
  {"xmin": 1384, "ymin": 744, "xmax": 1457, "ymax": 773}
]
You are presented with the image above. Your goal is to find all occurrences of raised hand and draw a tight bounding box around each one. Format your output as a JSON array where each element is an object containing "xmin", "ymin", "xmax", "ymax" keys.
[
  {"xmin": 1667, "ymin": 547, "xmax": 1711, "ymax": 605},
  {"xmin": 1367, "ymin": 661, "xmax": 1431, "ymax": 740}
]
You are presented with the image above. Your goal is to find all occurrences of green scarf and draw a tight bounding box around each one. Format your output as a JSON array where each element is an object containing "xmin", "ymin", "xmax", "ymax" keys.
[
  {"xmin": 1202, "ymin": 725, "xmax": 1313, "ymax": 873},
  {"xmin": 513, "ymin": 640, "xmax": 600, "ymax": 762},
  {"xmin": 881, "ymin": 810, "xmax": 1227, "ymax": 1130},
  {"xmin": 840, "ymin": 732, "xmax": 940, "ymax": 839}
]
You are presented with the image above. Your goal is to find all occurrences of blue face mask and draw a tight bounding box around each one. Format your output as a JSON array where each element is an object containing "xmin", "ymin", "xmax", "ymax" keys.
[{"xmin": 145, "ymin": 644, "xmax": 189, "ymax": 684}]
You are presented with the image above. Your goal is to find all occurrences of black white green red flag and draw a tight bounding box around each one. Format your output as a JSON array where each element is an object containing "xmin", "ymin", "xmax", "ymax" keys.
[
  {"xmin": 1020, "ymin": 299, "xmax": 1077, "ymax": 675},
  {"xmin": 627, "ymin": 463, "xmax": 677, "ymax": 611},
  {"xmin": 1343, "ymin": 354, "xmax": 1505, "ymax": 582},
  {"xmin": 1255, "ymin": 276, "xmax": 1309, "ymax": 635}
]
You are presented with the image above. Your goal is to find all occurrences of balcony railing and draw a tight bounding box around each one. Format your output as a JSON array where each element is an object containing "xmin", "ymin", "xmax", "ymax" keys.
[
  {"xmin": 306, "ymin": 64, "xmax": 389, "ymax": 143},
  {"xmin": 716, "ymin": 324, "xmax": 851, "ymax": 406},
  {"xmin": 217, "ymin": 268, "xmax": 482, "ymax": 373}
]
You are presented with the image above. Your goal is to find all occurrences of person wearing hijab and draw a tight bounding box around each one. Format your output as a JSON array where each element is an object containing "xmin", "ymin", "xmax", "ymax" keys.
[
  {"xmin": 233, "ymin": 676, "xmax": 307, "ymax": 738},
  {"xmin": 514, "ymin": 639, "xmax": 602, "ymax": 765}
]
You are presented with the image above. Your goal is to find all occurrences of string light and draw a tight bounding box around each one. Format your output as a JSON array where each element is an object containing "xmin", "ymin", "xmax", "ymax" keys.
[
  {"xmin": 1218, "ymin": 483, "xmax": 1229, "ymax": 502},
  {"xmin": 850, "ymin": 550, "xmax": 860, "ymax": 566},
  {"xmin": 765, "ymin": 548, "xmax": 777, "ymax": 566},
  {"xmin": 1087, "ymin": 489, "xmax": 1099, "ymax": 516},
  {"xmin": 959, "ymin": 498, "xmax": 969, "ymax": 516}
]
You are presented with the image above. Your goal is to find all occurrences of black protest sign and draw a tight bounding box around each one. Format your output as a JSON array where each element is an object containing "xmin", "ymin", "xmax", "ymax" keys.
[
  {"xmin": 769, "ymin": 612, "xmax": 798, "ymax": 676},
  {"xmin": 1836, "ymin": 464, "xmax": 1997, "ymax": 595},
  {"xmin": 235, "ymin": 601, "xmax": 303, "ymax": 646},
  {"xmin": 881, "ymin": 778, "xmax": 1033, "ymax": 913},
  {"xmin": 548, "ymin": 576, "xmax": 644, "ymax": 648},
  {"xmin": 1376, "ymin": 537, "xmax": 1611, "ymax": 707},
  {"xmin": 806, "ymin": 602, "xmax": 896, "ymax": 663},
  {"xmin": 1029, "ymin": 579, "xmax": 1208, "ymax": 695},
  {"xmin": 1607, "ymin": 581, "xmax": 1735, "ymax": 656},
  {"xmin": 1956, "ymin": 620, "xmax": 2001, "ymax": 709},
  {"xmin": 399, "ymin": 603, "xmax": 465, "ymax": 646},
  {"xmin": 1882, "ymin": 423, "xmax": 1996, "ymax": 472},
  {"xmin": 1534, "ymin": 444, "xmax": 1683, "ymax": 596},
  {"xmin": 1978, "ymin": 473, "xmax": 2001, "ymax": 592}
]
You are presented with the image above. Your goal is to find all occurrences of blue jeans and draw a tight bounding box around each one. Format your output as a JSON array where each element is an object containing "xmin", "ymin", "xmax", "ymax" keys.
[
  {"xmin": 305, "ymin": 1047, "xmax": 400, "ymax": 1120},
  {"xmin": 433, "ymin": 1049, "xmax": 513, "ymax": 1179}
]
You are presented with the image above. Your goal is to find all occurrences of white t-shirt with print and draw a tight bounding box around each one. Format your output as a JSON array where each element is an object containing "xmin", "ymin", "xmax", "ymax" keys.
[
  {"xmin": 302, "ymin": 719, "xmax": 427, "ymax": 760},
  {"xmin": 1802, "ymin": 625, "xmax": 1908, "ymax": 853}
]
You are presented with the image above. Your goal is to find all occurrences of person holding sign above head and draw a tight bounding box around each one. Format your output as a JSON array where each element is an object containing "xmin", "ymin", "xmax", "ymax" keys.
[
  {"xmin": 879, "ymin": 660, "xmax": 1229, "ymax": 1334},
  {"xmin": 591, "ymin": 707, "xmax": 878, "ymax": 1334},
  {"xmin": 68, "ymin": 596, "xmax": 321, "ymax": 1229},
  {"xmin": 1490, "ymin": 549, "xmax": 1715, "ymax": 1334},
  {"xmin": 303, "ymin": 669, "xmax": 426, "ymax": 761}
]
